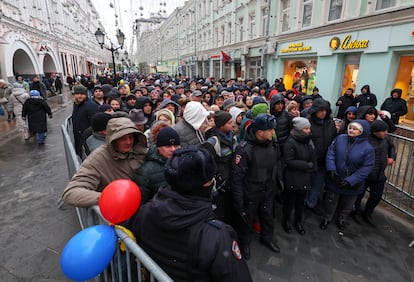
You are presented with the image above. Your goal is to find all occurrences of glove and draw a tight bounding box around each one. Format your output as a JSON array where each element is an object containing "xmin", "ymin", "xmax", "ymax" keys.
[
  {"xmin": 339, "ymin": 180, "xmax": 351, "ymax": 190},
  {"xmin": 48, "ymin": 114, "xmax": 53, "ymax": 119},
  {"xmin": 328, "ymin": 171, "xmax": 338, "ymax": 182}
]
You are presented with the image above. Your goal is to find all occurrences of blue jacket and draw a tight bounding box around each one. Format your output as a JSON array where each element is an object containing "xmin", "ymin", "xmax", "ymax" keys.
[{"xmin": 326, "ymin": 119, "xmax": 374, "ymax": 195}]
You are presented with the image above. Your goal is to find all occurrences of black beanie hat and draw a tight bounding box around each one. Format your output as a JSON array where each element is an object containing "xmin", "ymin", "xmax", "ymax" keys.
[
  {"xmin": 370, "ymin": 120, "xmax": 388, "ymax": 133},
  {"xmin": 164, "ymin": 146, "xmax": 216, "ymax": 195},
  {"xmin": 156, "ymin": 127, "xmax": 181, "ymax": 147},
  {"xmin": 91, "ymin": 112, "xmax": 112, "ymax": 132},
  {"xmin": 214, "ymin": 111, "xmax": 232, "ymax": 128}
]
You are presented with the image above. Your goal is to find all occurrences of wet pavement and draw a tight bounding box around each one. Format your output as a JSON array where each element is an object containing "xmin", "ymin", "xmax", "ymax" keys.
[{"xmin": 0, "ymin": 90, "xmax": 413, "ymax": 281}]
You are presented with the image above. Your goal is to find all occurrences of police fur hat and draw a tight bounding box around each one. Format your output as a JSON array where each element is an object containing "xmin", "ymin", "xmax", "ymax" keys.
[{"xmin": 164, "ymin": 146, "xmax": 216, "ymax": 195}]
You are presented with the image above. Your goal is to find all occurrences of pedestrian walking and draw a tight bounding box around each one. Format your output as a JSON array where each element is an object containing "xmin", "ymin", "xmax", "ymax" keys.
[
  {"xmin": 9, "ymin": 82, "xmax": 30, "ymax": 139},
  {"xmin": 22, "ymin": 90, "xmax": 52, "ymax": 144}
]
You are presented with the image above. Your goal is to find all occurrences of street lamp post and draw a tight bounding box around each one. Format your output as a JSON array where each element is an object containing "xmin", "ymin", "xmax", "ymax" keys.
[{"xmin": 94, "ymin": 28, "xmax": 125, "ymax": 85}]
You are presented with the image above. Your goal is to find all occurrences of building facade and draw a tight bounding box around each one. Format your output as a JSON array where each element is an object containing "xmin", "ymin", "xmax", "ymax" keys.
[
  {"xmin": 0, "ymin": 0, "xmax": 110, "ymax": 83},
  {"xmin": 143, "ymin": 0, "xmax": 414, "ymax": 124}
]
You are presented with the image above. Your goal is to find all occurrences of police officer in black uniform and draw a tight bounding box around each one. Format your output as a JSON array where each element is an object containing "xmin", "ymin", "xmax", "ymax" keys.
[
  {"xmin": 202, "ymin": 111, "xmax": 238, "ymax": 225},
  {"xmin": 129, "ymin": 146, "xmax": 252, "ymax": 282},
  {"xmin": 232, "ymin": 113, "xmax": 281, "ymax": 259}
]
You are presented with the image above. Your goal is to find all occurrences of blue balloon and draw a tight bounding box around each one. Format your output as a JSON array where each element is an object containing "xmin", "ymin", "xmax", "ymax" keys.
[{"xmin": 60, "ymin": 225, "xmax": 116, "ymax": 281}]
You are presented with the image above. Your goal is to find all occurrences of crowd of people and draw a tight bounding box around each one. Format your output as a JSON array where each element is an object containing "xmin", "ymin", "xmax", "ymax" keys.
[{"xmin": 60, "ymin": 73, "xmax": 407, "ymax": 280}]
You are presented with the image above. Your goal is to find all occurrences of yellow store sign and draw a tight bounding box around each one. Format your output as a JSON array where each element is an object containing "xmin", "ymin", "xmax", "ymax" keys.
[
  {"xmin": 280, "ymin": 42, "xmax": 312, "ymax": 53},
  {"xmin": 330, "ymin": 35, "xmax": 369, "ymax": 50}
]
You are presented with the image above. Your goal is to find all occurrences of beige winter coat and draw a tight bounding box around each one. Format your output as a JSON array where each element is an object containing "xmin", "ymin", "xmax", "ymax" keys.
[{"xmin": 62, "ymin": 117, "xmax": 148, "ymax": 207}]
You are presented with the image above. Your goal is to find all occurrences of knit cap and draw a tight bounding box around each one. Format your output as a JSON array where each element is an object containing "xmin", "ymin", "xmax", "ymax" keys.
[
  {"xmin": 348, "ymin": 121, "xmax": 363, "ymax": 135},
  {"xmin": 91, "ymin": 112, "xmax": 112, "ymax": 132},
  {"xmin": 251, "ymin": 103, "xmax": 268, "ymax": 118},
  {"xmin": 156, "ymin": 126, "xmax": 181, "ymax": 147},
  {"xmin": 29, "ymin": 90, "xmax": 40, "ymax": 96},
  {"xmin": 370, "ymin": 120, "xmax": 388, "ymax": 133},
  {"xmin": 73, "ymin": 85, "xmax": 87, "ymax": 95},
  {"xmin": 222, "ymin": 99, "xmax": 236, "ymax": 111},
  {"xmin": 292, "ymin": 117, "xmax": 311, "ymax": 131},
  {"xmin": 214, "ymin": 111, "xmax": 232, "ymax": 128}
]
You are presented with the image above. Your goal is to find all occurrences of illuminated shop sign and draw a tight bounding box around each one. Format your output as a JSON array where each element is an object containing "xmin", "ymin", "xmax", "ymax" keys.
[
  {"xmin": 329, "ymin": 34, "xmax": 369, "ymax": 50},
  {"xmin": 280, "ymin": 42, "xmax": 312, "ymax": 53}
]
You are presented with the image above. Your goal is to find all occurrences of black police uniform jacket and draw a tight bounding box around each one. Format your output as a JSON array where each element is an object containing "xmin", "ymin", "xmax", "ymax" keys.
[
  {"xmin": 232, "ymin": 126, "xmax": 280, "ymax": 213},
  {"xmin": 129, "ymin": 186, "xmax": 252, "ymax": 282}
]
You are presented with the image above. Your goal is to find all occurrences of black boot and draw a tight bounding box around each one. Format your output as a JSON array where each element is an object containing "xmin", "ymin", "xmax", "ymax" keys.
[
  {"xmin": 320, "ymin": 219, "xmax": 329, "ymax": 230},
  {"xmin": 294, "ymin": 222, "xmax": 306, "ymax": 235},
  {"xmin": 282, "ymin": 220, "xmax": 292, "ymax": 234}
]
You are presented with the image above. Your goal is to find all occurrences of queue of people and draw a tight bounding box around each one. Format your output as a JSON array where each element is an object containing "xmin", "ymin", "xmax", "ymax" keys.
[{"xmin": 61, "ymin": 73, "xmax": 404, "ymax": 281}]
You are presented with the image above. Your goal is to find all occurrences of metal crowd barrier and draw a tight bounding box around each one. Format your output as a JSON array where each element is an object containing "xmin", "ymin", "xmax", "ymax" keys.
[
  {"xmin": 383, "ymin": 126, "xmax": 414, "ymax": 218},
  {"xmin": 60, "ymin": 116, "xmax": 173, "ymax": 282}
]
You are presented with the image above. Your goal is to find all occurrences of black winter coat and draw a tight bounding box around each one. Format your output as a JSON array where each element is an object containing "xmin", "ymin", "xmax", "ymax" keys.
[
  {"xmin": 22, "ymin": 97, "xmax": 52, "ymax": 133},
  {"xmin": 132, "ymin": 146, "xmax": 168, "ymax": 203},
  {"xmin": 283, "ymin": 130, "xmax": 315, "ymax": 191},
  {"xmin": 270, "ymin": 94, "xmax": 292, "ymax": 144},
  {"xmin": 380, "ymin": 97, "xmax": 407, "ymax": 125},
  {"xmin": 336, "ymin": 94, "xmax": 357, "ymax": 119},
  {"xmin": 72, "ymin": 99, "xmax": 98, "ymax": 154},
  {"xmin": 307, "ymin": 99, "xmax": 337, "ymax": 167},
  {"xmin": 368, "ymin": 135, "xmax": 396, "ymax": 180},
  {"xmin": 129, "ymin": 187, "xmax": 252, "ymax": 282}
]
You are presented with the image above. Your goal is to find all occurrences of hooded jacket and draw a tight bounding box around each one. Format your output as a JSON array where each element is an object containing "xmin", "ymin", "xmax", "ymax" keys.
[
  {"xmin": 357, "ymin": 85, "xmax": 377, "ymax": 107},
  {"xmin": 307, "ymin": 99, "xmax": 337, "ymax": 167},
  {"xmin": 269, "ymin": 94, "xmax": 292, "ymax": 144},
  {"xmin": 129, "ymin": 187, "xmax": 252, "ymax": 282},
  {"xmin": 326, "ymin": 119, "xmax": 375, "ymax": 195},
  {"xmin": 380, "ymin": 89, "xmax": 407, "ymax": 124},
  {"xmin": 62, "ymin": 117, "xmax": 148, "ymax": 207}
]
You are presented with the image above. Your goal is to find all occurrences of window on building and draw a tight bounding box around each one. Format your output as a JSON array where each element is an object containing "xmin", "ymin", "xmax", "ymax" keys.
[
  {"xmin": 238, "ymin": 17, "xmax": 244, "ymax": 41},
  {"xmin": 262, "ymin": 8, "xmax": 268, "ymax": 36},
  {"xmin": 221, "ymin": 25, "xmax": 225, "ymax": 46},
  {"xmin": 249, "ymin": 14, "xmax": 255, "ymax": 39},
  {"xmin": 281, "ymin": 0, "xmax": 290, "ymax": 32},
  {"xmin": 328, "ymin": 0, "xmax": 343, "ymax": 21},
  {"xmin": 248, "ymin": 58, "xmax": 262, "ymax": 79},
  {"xmin": 227, "ymin": 22, "xmax": 232, "ymax": 44},
  {"xmin": 376, "ymin": 0, "xmax": 395, "ymax": 10},
  {"xmin": 215, "ymin": 27, "xmax": 219, "ymax": 47},
  {"xmin": 302, "ymin": 0, "xmax": 313, "ymax": 27}
]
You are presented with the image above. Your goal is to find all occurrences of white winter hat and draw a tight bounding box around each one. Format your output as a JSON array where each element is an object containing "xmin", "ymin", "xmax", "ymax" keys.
[{"xmin": 183, "ymin": 101, "xmax": 209, "ymax": 130}]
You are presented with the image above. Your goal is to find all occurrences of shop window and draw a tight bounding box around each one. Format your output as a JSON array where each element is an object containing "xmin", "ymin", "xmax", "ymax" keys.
[
  {"xmin": 328, "ymin": 0, "xmax": 343, "ymax": 21},
  {"xmin": 340, "ymin": 54, "xmax": 360, "ymax": 96},
  {"xmin": 394, "ymin": 56, "xmax": 414, "ymax": 123},
  {"xmin": 376, "ymin": 0, "xmax": 395, "ymax": 10},
  {"xmin": 302, "ymin": 0, "xmax": 313, "ymax": 27},
  {"xmin": 214, "ymin": 61, "xmax": 221, "ymax": 78},
  {"xmin": 283, "ymin": 59, "xmax": 317, "ymax": 94}
]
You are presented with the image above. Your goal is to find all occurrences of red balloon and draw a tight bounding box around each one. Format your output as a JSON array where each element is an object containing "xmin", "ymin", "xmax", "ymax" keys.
[{"xmin": 99, "ymin": 179, "xmax": 141, "ymax": 224}]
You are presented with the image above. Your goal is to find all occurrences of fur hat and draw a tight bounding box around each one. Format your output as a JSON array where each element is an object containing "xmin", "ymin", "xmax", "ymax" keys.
[
  {"xmin": 164, "ymin": 146, "xmax": 216, "ymax": 194},
  {"xmin": 156, "ymin": 126, "xmax": 180, "ymax": 147},
  {"xmin": 214, "ymin": 111, "xmax": 232, "ymax": 128},
  {"xmin": 292, "ymin": 117, "xmax": 311, "ymax": 131},
  {"xmin": 251, "ymin": 114, "xmax": 276, "ymax": 131}
]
